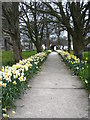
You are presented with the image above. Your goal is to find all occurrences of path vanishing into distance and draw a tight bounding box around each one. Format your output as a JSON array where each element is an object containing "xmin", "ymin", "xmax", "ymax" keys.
[{"xmin": 8, "ymin": 52, "xmax": 88, "ymax": 118}]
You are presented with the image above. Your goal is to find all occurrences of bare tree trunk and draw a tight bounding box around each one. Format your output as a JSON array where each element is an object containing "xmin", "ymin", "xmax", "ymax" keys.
[
  {"xmin": 31, "ymin": 41, "xmax": 33, "ymax": 50},
  {"xmin": 29, "ymin": 41, "xmax": 30, "ymax": 50},
  {"xmin": 57, "ymin": 28, "xmax": 60, "ymax": 49},
  {"xmin": 73, "ymin": 34, "xmax": 84, "ymax": 60},
  {"xmin": 2, "ymin": 2, "xmax": 22, "ymax": 62},
  {"xmin": 12, "ymin": 37, "xmax": 22, "ymax": 63},
  {"xmin": 35, "ymin": 42, "xmax": 42, "ymax": 53},
  {"xmin": 37, "ymin": 46, "xmax": 42, "ymax": 53},
  {"xmin": 68, "ymin": 31, "xmax": 71, "ymax": 53},
  {"xmin": 46, "ymin": 23, "xmax": 50, "ymax": 50},
  {"xmin": 57, "ymin": 35, "xmax": 60, "ymax": 49},
  {"xmin": 24, "ymin": 41, "xmax": 25, "ymax": 50},
  {"xmin": 4, "ymin": 38, "xmax": 8, "ymax": 51}
]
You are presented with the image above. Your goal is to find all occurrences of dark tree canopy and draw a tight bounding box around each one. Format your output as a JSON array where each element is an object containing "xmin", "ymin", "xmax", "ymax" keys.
[{"xmin": 2, "ymin": 1, "xmax": 90, "ymax": 60}]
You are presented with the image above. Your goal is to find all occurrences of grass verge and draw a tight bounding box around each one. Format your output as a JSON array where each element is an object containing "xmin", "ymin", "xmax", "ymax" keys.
[{"xmin": 2, "ymin": 50, "xmax": 37, "ymax": 66}]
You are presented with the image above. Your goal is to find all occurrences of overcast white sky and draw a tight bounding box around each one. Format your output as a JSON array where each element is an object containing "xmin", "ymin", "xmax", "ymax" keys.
[{"xmin": 24, "ymin": 0, "xmax": 89, "ymax": 2}]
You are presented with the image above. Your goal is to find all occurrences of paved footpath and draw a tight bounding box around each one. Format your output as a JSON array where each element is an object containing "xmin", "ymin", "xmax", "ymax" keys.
[{"xmin": 8, "ymin": 52, "xmax": 88, "ymax": 118}]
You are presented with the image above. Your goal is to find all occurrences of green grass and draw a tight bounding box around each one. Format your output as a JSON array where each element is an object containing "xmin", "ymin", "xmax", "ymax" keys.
[
  {"xmin": 71, "ymin": 51, "xmax": 89, "ymax": 59},
  {"xmin": 84, "ymin": 51, "xmax": 88, "ymax": 58},
  {"xmin": 22, "ymin": 50, "xmax": 37, "ymax": 59},
  {"xmin": 84, "ymin": 51, "xmax": 90, "ymax": 68},
  {"xmin": 2, "ymin": 50, "xmax": 37, "ymax": 66}
]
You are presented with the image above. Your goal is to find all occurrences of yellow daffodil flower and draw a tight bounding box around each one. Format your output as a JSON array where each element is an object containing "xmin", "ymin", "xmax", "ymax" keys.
[
  {"xmin": 3, "ymin": 83, "xmax": 7, "ymax": 87},
  {"xmin": 3, "ymin": 114, "xmax": 9, "ymax": 118},
  {"xmin": 13, "ymin": 81, "xmax": 17, "ymax": 85},
  {"xmin": 0, "ymin": 81, "xmax": 2, "ymax": 86},
  {"xmin": 2, "ymin": 108, "xmax": 6, "ymax": 112},
  {"xmin": 12, "ymin": 110, "xmax": 16, "ymax": 114}
]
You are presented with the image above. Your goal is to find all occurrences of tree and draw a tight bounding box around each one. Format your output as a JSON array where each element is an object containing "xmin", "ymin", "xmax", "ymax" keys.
[
  {"xmin": 20, "ymin": 2, "xmax": 45, "ymax": 53},
  {"xmin": 37, "ymin": 2, "xmax": 90, "ymax": 59},
  {"xmin": 67, "ymin": 31, "xmax": 71, "ymax": 53},
  {"xmin": 2, "ymin": 2, "xmax": 22, "ymax": 62},
  {"xmin": 54, "ymin": 22, "xmax": 65, "ymax": 49},
  {"xmin": 54, "ymin": 2, "xmax": 90, "ymax": 58},
  {"xmin": 46, "ymin": 15, "xmax": 50, "ymax": 50}
]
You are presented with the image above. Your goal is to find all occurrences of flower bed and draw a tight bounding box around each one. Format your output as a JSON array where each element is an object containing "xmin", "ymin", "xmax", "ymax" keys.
[
  {"xmin": 0, "ymin": 51, "xmax": 51, "ymax": 118},
  {"xmin": 56, "ymin": 50, "xmax": 89, "ymax": 89}
]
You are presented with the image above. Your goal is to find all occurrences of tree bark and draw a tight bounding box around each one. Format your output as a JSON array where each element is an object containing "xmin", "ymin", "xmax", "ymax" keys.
[
  {"xmin": 57, "ymin": 28, "xmax": 60, "ymax": 49},
  {"xmin": 31, "ymin": 41, "xmax": 33, "ymax": 50},
  {"xmin": 46, "ymin": 22, "xmax": 50, "ymax": 50},
  {"xmin": 29, "ymin": 41, "xmax": 30, "ymax": 50},
  {"xmin": 73, "ymin": 33, "xmax": 84, "ymax": 60},
  {"xmin": 36, "ymin": 45, "xmax": 42, "ymax": 53},
  {"xmin": 2, "ymin": 2, "xmax": 22, "ymax": 62},
  {"xmin": 12, "ymin": 36, "xmax": 22, "ymax": 63},
  {"xmin": 68, "ymin": 31, "xmax": 71, "ymax": 53},
  {"xmin": 35, "ymin": 41, "xmax": 42, "ymax": 53},
  {"xmin": 4, "ymin": 38, "xmax": 8, "ymax": 51}
]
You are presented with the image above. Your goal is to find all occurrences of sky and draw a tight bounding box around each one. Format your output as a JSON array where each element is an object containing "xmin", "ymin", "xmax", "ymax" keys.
[
  {"xmin": 60, "ymin": 31, "xmax": 67, "ymax": 37},
  {"xmin": 24, "ymin": 0, "xmax": 89, "ymax": 2}
]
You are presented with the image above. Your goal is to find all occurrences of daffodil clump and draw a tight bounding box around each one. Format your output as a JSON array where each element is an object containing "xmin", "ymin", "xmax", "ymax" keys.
[
  {"xmin": 56, "ymin": 50, "xmax": 89, "ymax": 89},
  {"xmin": 47, "ymin": 50, "xmax": 52, "ymax": 53},
  {"xmin": 0, "ymin": 51, "xmax": 49, "ymax": 119}
]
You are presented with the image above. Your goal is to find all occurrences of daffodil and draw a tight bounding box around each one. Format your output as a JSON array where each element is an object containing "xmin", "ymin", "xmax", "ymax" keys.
[
  {"xmin": 85, "ymin": 80, "xmax": 88, "ymax": 84},
  {"xmin": 3, "ymin": 114, "xmax": 9, "ymax": 118},
  {"xmin": 36, "ymin": 66, "xmax": 38, "ymax": 69},
  {"xmin": 13, "ymin": 81, "xmax": 17, "ymax": 85},
  {"xmin": 10, "ymin": 73, "xmax": 12, "ymax": 77},
  {"xmin": 25, "ymin": 66, "xmax": 28, "ymax": 71},
  {"xmin": 1, "ymin": 51, "xmax": 48, "ymax": 118},
  {"xmin": 7, "ymin": 76, "xmax": 11, "ymax": 82},
  {"xmin": 19, "ymin": 77, "xmax": 23, "ymax": 82},
  {"xmin": 2, "ymin": 83, "xmax": 7, "ymax": 87},
  {"xmin": 86, "ymin": 57, "xmax": 88, "ymax": 61},
  {"xmin": 23, "ymin": 77, "xmax": 26, "ymax": 81},
  {"xmin": 22, "ymin": 69, "xmax": 24, "ymax": 73},
  {"xmin": 12, "ymin": 110, "xmax": 16, "ymax": 114},
  {"xmin": 76, "ymin": 67, "xmax": 79, "ymax": 70},
  {"xmin": 0, "ymin": 81, "xmax": 2, "ymax": 86},
  {"xmin": 13, "ymin": 70, "xmax": 15, "ymax": 74},
  {"xmin": 0, "ymin": 76, "xmax": 2, "ymax": 80},
  {"xmin": 14, "ymin": 75, "xmax": 18, "ymax": 79},
  {"xmin": 34, "ymin": 62, "xmax": 38, "ymax": 65},
  {"xmin": 2, "ymin": 108, "xmax": 7, "ymax": 112},
  {"xmin": 2, "ymin": 67, "xmax": 4, "ymax": 72},
  {"xmin": 82, "ymin": 67, "xmax": 84, "ymax": 70},
  {"xmin": 29, "ymin": 63, "xmax": 32, "ymax": 67}
]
